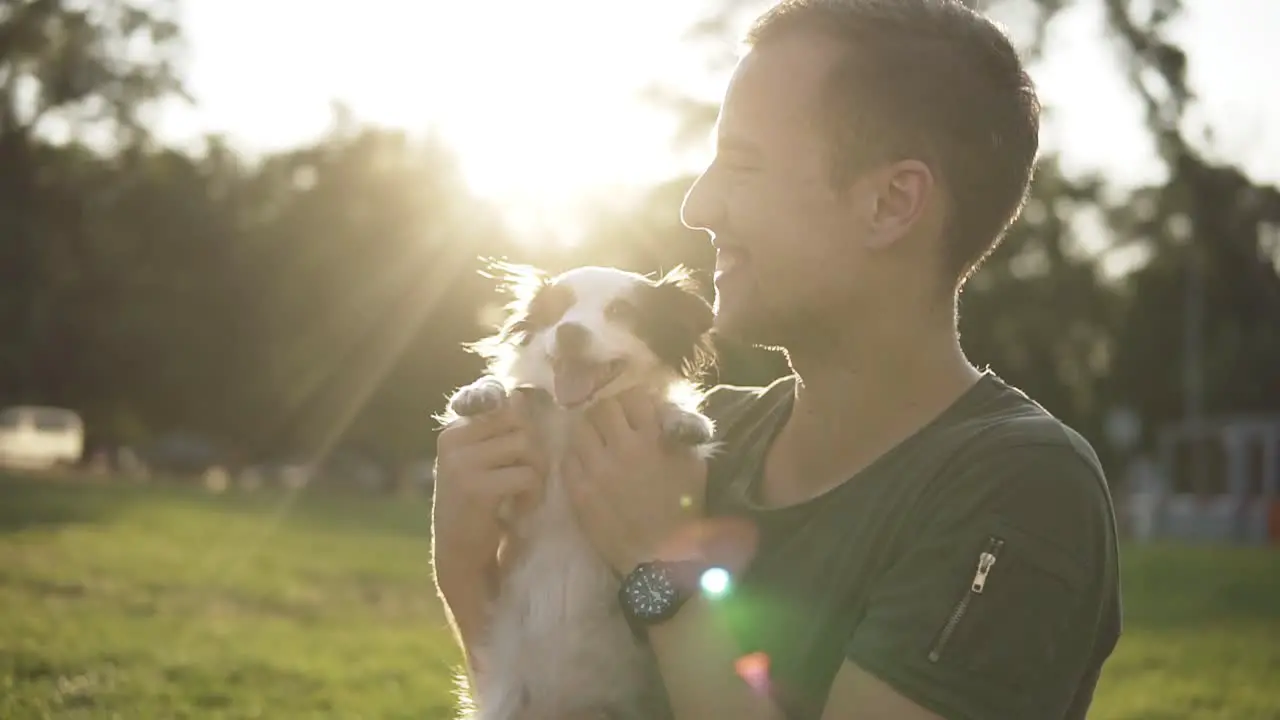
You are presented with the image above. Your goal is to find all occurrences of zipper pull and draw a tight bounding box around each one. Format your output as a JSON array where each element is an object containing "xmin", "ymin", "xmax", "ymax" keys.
[{"xmin": 970, "ymin": 538, "xmax": 1004, "ymax": 594}]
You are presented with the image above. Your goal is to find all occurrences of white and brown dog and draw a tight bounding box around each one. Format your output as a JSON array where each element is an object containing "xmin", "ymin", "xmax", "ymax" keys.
[{"xmin": 439, "ymin": 263, "xmax": 719, "ymax": 720}]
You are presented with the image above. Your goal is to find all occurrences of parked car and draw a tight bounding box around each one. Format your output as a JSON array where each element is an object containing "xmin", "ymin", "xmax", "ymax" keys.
[{"xmin": 0, "ymin": 405, "xmax": 86, "ymax": 470}]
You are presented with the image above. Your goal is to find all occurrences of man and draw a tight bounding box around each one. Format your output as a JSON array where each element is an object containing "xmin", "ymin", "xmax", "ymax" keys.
[{"xmin": 432, "ymin": 0, "xmax": 1123, "ymax": 718}]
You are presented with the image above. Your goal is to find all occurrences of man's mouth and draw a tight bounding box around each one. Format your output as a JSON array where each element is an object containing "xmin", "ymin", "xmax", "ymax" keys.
[{"xmin": 551, "ymin": 357, "xmax": 628, "ymax": 408}]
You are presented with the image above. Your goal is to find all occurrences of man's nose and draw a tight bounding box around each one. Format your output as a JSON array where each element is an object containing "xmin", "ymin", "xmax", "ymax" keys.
[{"xmin": 680, "ymin": 170, "xmax": 723, "ymax": 236}]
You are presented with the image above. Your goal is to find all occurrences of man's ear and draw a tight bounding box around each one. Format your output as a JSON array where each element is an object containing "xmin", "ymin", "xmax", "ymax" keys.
[
  {"xmin": 637, "ymin": 266, "xmax": 716, "ymax": 379},
  {"xmin": 859, "ymin": 159, "xmax": 935, "ymax": 250}
]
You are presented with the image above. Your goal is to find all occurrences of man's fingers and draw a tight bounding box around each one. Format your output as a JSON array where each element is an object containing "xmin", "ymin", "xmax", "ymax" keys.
[
  {"xmin": 441, "ymin": 430, "xmax": 539, "ymax": 479},
  {"xmin": 572, "ymin": 412, "xmax": 608, "ymax": 469},
  {"xmin": 616, "ymin": 388, "xmax": 658, "ymax": 436},
  {"xmin": 440, "ymin": 404, "xmax": 522, "ymax": 447},
  {"xmin": 588, "ymin": 396, "xmax": 634, "ymax": 445},
  {"xmin": 564, "ymin": 454, "xmax": 605, "ymax": 521},
  {"xmin": 474, "ymin": 465, "xmax": 540, "ymax": 500}
]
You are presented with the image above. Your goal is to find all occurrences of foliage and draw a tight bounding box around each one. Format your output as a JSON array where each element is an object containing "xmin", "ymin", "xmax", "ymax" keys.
[{"xmin": 0, "ymin": 0, "xmax": 1277, "ymax": 484}]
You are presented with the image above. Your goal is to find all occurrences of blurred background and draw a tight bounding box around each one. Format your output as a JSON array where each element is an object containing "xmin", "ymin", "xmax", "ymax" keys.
[{"xmin": 0, "ymin": 0, "xmax": 1278, "ymax": 718}]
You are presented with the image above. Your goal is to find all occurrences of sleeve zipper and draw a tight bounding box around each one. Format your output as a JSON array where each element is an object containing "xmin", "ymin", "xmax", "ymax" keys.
[{"xmin": 927, "ymin": 536, "xmax": 1005, "ymax": 663}]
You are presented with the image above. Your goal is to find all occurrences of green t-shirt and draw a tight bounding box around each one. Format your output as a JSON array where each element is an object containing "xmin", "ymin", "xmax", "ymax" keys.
[{"xmin": 700, "ymin": 372, "xmax": 1122, "ymax": 720}]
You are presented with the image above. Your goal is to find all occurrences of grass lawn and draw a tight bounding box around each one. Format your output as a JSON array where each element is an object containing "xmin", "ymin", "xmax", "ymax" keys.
[{"xmin": 2, "ymin": 474, "xmax": 1278, "ymax": 719}]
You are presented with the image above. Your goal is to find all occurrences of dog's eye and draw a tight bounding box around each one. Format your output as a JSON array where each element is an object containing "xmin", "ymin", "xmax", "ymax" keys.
[{"xmin": 605, "ymin": 299, "xmax": 636, "ymax": 323}]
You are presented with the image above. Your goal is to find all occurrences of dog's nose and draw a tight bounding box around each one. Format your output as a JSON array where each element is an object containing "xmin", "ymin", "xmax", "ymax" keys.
[{"xmin": 554, "ymin": 322, "xmax": 591, "ymax": 356}]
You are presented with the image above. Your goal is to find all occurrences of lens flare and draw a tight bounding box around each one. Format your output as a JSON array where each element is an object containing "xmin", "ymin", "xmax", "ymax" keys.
[
  {"xmin": 735, "ymin": 651, "xmax": 772, "ymax": 695},
  {"xmin": 699, "ymin": 567, "xmax": 732, "ymax": 597}
]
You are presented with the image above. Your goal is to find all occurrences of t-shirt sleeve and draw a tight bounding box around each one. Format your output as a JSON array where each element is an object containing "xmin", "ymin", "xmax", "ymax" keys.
[
  {"xmin": 698, "ymin": 382, "xmax": 776, "ymax": 513},
  {"xmin": 699, "ymin": 383, "xmax": 765, "ymax": 429},
  {"xmin": 844, "ymin": 442, "xmax": 1120, "ymax": 719}
]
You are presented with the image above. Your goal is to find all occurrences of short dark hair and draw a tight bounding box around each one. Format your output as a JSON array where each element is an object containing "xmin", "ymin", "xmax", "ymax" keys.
[{"xmin": 744, "ymin": 0, "xmax": 1041, "ymax": 287}]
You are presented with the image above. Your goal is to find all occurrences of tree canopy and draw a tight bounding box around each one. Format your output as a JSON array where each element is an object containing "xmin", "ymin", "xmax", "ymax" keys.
[{"xmin": 1, "ymin": 0, "xmax": 1275, "ymax": 490}]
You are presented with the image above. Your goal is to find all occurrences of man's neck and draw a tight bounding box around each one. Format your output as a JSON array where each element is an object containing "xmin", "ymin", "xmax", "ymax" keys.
[{"xmin": 760, "ymin": 310, "xmax": 982, "ymax": 506}]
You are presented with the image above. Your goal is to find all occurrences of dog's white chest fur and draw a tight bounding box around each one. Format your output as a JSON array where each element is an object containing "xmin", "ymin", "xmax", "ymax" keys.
[
  {"xmin": 474, "ymin": 407, "xmax": 658, "ymax": 720},
  {"xmin": 447, "ymin": 378, "xmax": 714, "ymax": 720}
]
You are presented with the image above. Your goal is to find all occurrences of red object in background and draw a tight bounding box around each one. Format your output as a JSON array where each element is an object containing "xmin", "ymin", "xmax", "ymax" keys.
[{"xmin": 1268, "ymin": 501, "xmax": 1280, "ymax": 544}]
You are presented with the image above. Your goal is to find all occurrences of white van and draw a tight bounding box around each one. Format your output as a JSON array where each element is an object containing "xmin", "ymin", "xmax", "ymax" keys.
[{"xmin": 0, "ymin": 406, "xmax": 85, "ymax": 470}]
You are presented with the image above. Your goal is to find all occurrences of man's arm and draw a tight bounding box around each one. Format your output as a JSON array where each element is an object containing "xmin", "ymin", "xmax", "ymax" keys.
[
  {"xmin": 648, "ymin": 595, "xmax": 954, "ymax": 720},
  {"xmin": 823, "ymin": 665, "xmax": 945, "ymax": 719},
  {"xmin": 437, "ymin": 574, "xmax": 492, "ymax": 680},
  {"xmin": 436, "ymin": 543, "xmax": 509, "ymax": 682},
  {"xmin": 647, "ymin": 596, "xmax": 787, "ymax": 720},
  {"xmin": 438, "ymin": 530, "xmax": 531, "ymax": 680},
  {"xmin": 631, "ymin": 382, "xmax": 791, "ymax": 719}
]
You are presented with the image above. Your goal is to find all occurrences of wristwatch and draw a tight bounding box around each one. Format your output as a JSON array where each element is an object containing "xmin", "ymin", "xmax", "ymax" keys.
[{"xmin": 617, "ymin": 559, "xmax": 705, "ymax": 639}]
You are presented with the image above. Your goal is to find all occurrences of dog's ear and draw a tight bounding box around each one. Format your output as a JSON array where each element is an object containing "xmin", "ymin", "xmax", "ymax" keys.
[
  {"xmin": 637, "ymin": 266, "xmax": 716, "ymax": 380},
  {"xmin": 481, "ymin": 259, "xmax": 551, "ymax": 310},
  {"xmin": 478, "ymin": 258, "xmax": 553, "ymax": 346}
]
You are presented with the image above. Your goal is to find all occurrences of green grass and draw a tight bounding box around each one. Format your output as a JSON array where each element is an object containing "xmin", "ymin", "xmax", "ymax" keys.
[
  {"xmin": 0, "ymin": 475, "xmax": 462, "ymax": 719},
  {"xmin": 1, "ymin": 474, "xmax": 1278, "ymax": 719}
]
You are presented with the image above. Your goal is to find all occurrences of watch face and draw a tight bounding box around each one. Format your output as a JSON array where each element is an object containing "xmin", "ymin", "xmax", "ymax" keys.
[{"xmin": 621, "ymin": 564, "xmax": 680, "ymax": 621}]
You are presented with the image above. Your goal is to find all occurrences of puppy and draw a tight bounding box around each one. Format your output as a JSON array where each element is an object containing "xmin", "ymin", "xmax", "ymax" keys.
[{"xmin": 439, "ymin": 263, "xmax": 718, "ymax": 720}]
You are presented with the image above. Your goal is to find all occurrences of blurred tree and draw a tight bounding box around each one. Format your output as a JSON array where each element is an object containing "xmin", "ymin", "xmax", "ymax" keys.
[
  {"xmin": 1, "ymin": 0, "xmax": 1275, "ymax": 498},
  {"xmin": 0, "ymin": 0, "xmax": 185, "ymax": 416},
  {"xmin": 1, "ymin": 76, "xmax": 520, "ymax": 483},
  {"xmin": 241, "ymin": 122, "xmax": 520, "ymax": 476},
  {"xmin": 1094, "ymin": 0, "xmax": 1280, "ymax": 490},
  {"xmin": 958, "ymin": 159, "xmax": 1119, "ymax": 443}
]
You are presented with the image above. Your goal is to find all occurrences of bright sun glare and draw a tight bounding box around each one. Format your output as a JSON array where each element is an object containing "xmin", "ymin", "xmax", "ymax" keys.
[
  {"xmin": 169, "ymin": 0, "xmax": 1280, "ymax": 246},
  {"xmin": 171, "ymin": 0, "xmax": 716, "ymax": 241},
  {"xmin": 419, "ymin": 1, "xmax": 708, "ymax": 233}
]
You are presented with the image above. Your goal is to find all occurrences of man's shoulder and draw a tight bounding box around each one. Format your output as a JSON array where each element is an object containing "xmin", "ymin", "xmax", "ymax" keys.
[
  {"xmin": 901, "ymin": 374, "xmax": 1120, "ymax": 580},
  {"xmin": 948, "ymin": 374, "xmax": 1108, "ymax": 484},
  {"xmin": 929, "ymin": 376, "xmax": 1118, "ymax": 574}
]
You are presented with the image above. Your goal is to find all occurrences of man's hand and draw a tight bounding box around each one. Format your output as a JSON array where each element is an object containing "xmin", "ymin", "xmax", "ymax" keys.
[
  {"xmin": 564, "ymin": 388, "xmax": 707, "ymax": 575},
  {"xmin": 432, "ymin": 390, "xmax": 547, "ymax": 609}
]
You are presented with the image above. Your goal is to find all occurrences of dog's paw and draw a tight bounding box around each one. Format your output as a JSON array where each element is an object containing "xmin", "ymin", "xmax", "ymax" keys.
[
  {"xmin": 660, "ymin": 406, "xmax": 716, "ymax": 447},
  {"xmin": 449, "ymin": 376, "xmax": 510, "ymax": 418}
]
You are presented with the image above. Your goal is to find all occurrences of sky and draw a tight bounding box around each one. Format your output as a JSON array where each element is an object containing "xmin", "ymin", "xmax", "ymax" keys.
[{"xmin": 156, "ymin": 0, "xmax": 1280, "ymax": 238}]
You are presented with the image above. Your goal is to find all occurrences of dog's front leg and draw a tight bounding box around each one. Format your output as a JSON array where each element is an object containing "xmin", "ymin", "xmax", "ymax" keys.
[
  {"xmin": 448, "ymin": 375, "xmax": 511, "ymax": 418},
  {"xmin": 657, "ymin": 404, "xmax": 718, "ymax": 460}
]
